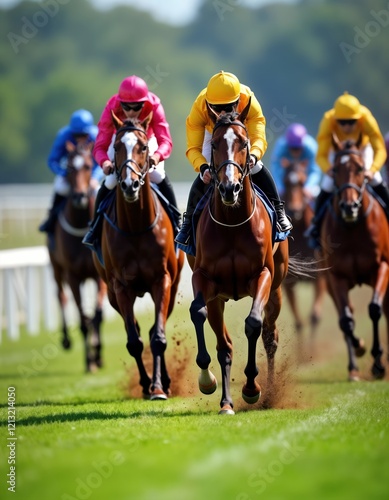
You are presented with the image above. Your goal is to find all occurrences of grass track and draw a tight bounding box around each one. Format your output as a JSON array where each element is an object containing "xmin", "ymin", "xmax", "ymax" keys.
[{"xmin": 0, "ymin": 283, "xmax": 388, "ymax": 500}]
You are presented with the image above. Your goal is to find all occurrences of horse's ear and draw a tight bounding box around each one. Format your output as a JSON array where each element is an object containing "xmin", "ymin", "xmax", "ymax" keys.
[
  {"xmin": 238, "ymin": 97, "xmax": 251, "ymax": 123},
  {"xmin": 66, "ymin": 141, "xmax": 76, "ymax": 153},
  {"xmin": 356, "ymin": 132, "xmax": 362, "ymax": 149},
  {"xmin": 206, "ymin": 101, "xmax": 218, "ymax": 124},
  {"xmin": 111, "ymin": 110, "xmax": 124, "ymax": 130},
  {"xmin": 141, "ymin": 112, "xmax": 153, "ymax": 131},
  {"xmin": 332, "ymin": 133, "xmax": 341, "ymax": 151}
]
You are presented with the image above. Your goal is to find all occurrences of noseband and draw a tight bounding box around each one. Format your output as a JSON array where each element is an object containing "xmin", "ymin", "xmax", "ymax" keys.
[
  {"xmin": 114, "ymin": 124, "xmax": 149, "ymax": 186},
  {"xmin": 210, "ymin": 120, "xmax": 251, "ymax": 190}
]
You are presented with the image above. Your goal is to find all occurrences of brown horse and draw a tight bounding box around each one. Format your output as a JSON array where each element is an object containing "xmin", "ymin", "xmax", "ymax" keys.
[
  {"xmin": 48, "ymin": 142, "xmax": 106, "ymax": 372},
  {"xmin": 93, "ymin": 114, "xmax": 184, "ymax": 400},
  {"xmin": 321, "ymin": 135, "xmax": 389, "ymax": 380},
  {"xmin": 283, "ymin": 160, "xmax": 326, "ymax": 342},
  {"xmin": 187, "ymin": 104, "xmax": 289, "ymax": 415}
]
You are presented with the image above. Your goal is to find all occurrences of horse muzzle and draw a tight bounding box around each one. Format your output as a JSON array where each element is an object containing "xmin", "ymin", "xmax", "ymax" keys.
[
  {"xmin": 71, "ymin": 192, "xmax": 89, "ymax": 209},
  {"xmin": 120, "ymin": 179, "xmax": 140, "ymax": 202},
  {"xmin": 339, "ymin": 200, "xmax": 360, "ymax": 223},
  {"xmin": 218, "ymin": 182, "xmax": 241, "ymax": 206}
]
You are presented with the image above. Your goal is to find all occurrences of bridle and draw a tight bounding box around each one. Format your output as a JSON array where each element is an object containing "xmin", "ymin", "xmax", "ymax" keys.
[
  {"xmin": 210, "ymin": 119, "xmax": 251, "ymax": 192},
  {"xmin": 114, "ymin": 123, "xmax": 149, "ymax": 188}
]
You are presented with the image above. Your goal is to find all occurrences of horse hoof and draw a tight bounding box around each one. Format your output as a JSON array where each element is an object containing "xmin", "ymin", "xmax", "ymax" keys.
[
  {"xmin": 62, "ymin": 338, "xmax": 71, "ymax": 350},
  {"xmin": 371, "ymin": 364, "xmax": 385, "ymax": 380},
  {"xmin": 219, "ymin": 405, "xmax": 235, "ymax": 415},
  {"xmin": 348, "ymin": 370, "xmax": 360, "ymax": 382},
  {"xmin": 354, "ymin": 339, "xmax": 366, "ymax": 357},
  {"xmin": 198, "ymin": 370, "xmax": 218, "ymax": 395},
  {"xmin": 242, "ymin": 384, "xmax": 261, "ymax": 404},
  {"xmin": 150, "ymin": 389, "xmax": 168, "ymax": 401}
]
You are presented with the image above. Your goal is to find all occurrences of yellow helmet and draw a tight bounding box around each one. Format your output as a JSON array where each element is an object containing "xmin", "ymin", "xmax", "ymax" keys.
[
  {"xmin": 333, "ymin": 91, "xmax": 361, "ymax": 119},
  {"xmin": 205, "ymin": 71, "xmax": 241, "ymax": 105}
]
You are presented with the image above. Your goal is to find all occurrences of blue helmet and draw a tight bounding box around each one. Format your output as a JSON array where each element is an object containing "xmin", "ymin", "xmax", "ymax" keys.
[{"xmin": 69, "ymin": 109, "xmax": 94, "ymax": 134}]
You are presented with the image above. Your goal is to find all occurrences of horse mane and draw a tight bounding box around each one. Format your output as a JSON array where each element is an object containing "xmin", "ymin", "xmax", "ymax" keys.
[{"xmin": 215, "ymin": 111, "xmax": 239, "ymax": 125}]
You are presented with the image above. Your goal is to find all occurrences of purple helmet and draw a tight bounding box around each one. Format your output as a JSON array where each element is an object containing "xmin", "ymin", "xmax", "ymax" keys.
[
  {"xmin": 385, "ymin": 132, "xmax": 389, "ymax": 151},
  {"xmin": 286, "ymin": 123, "xmax": 307, "ymax": 148}
]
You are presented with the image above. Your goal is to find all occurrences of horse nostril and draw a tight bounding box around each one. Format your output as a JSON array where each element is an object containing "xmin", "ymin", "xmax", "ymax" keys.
[
  {"xmin": 233, "ymin": 183, "xmax": 241, "ymax": 194},
  {"xmin": 120, "ymin": 180, "xmax": 127, "ymax": 191},
  {"xmin": 219, "ymin": 184, "xmax": 226, "ymax": 196},
  {"xmin": 133, "ymin": 180, "xmax": 139, "ymax": 190}
]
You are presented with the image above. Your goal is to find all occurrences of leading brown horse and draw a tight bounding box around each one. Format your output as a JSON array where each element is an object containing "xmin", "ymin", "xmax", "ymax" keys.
[
  {"xmin": 187, "ymin": 104, "xmax": 289, "ymax": 414},
  {"xmin": 282, "ymin": 160, "xmax": 326, "ymax": 345},
  {"xmin": 48, "ymin": 142, "xmax": 107, "ymax": 372},
  {"xmin": 93, "ymin": 114, "xmax": 184, "ymax": 400},
  {"xmin": 321, "ymin": 135, "xmax": 389, "ymax": 380}
]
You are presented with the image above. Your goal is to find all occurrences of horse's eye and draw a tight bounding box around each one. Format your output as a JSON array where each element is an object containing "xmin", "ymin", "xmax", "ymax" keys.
[
  {"xmin": 211, "ymin": 141, "xmax": 215, "ymax": 149},
  {"xmin": 142, "ymin": 145, "xmax": 148, "ymax": 152},
  {"xmin": 332, "ymin": 167, "xmax": 338, "ymax": 174}
]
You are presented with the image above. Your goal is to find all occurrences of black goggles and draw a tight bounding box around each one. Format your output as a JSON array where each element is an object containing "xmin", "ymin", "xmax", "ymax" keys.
[
  {"xmin": 337, "ymin": 119, "xmax": 357, "ymax": 126},
  {"xmin": 209, "ymin": 101, "xmax": 238, "ymax": 113},
  {"xmin": 121, "ymin": 102, "xmax": 144, "ymax": 112}
]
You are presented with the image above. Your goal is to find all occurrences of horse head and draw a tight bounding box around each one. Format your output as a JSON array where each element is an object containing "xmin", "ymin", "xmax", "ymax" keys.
[
  {"xmin": 65, "ymin": 141, "xmax": 94, "ymax": 210},
  {"xmin": 111, "ymin": 111, "xmax": 152, "ymax": 203},
  {"xmin": 208, "ymin": 99, "xmax": 251, "ymax": 206},
  {"xmin": 332, "ymin": 133, "xmax": 366, "ymax": 223},
  {"xmin": 284, "ymin": 160, "xmax": 308, "ymax": 220}
]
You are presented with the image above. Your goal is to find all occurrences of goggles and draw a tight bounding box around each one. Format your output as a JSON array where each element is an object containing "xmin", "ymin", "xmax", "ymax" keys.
[{"xmin": 121, "ymin": 102, "xmax": 144, "ymax": 112}]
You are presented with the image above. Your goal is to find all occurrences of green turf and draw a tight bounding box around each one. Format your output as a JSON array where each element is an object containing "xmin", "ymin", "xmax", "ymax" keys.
[{"xmin": 0, "ymin": 284, "xmax": 388, "ymax": 500}]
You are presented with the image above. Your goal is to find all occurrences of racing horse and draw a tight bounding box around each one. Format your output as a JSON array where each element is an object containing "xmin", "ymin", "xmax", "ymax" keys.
[
  {"xmin": 187, "ymin": 103, "xmax": 289, "ymax": 414},
  {"xmin": 321, "ymin": 135, "xmax": 389, "ymax": 380},
  {"xmin": 93, "ymin": 113, "xmax": 184, "ymax": 400},
  {"xmin": 48, "ymin": 142, "xmax": 106, "ymax": 372},
  {"xmin": 283, "ymin": 160, "xmax": 326, "ymax": 346}
]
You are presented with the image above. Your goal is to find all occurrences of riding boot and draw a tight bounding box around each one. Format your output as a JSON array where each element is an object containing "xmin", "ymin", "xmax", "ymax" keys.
[
  {"xmin": 305, "ymin": 189, "xmax": 332, "ymax": 248},
  {"xmin": 82, "ymin": 182, "xmax": 110, "ymax": 249},
  {"xmin": 157, "ymin": 176, "xmax": 182, "ymax": 232},
  {"xmin": 251, "ymin": 166, "xmax": 293, "ymax": 232},
  {"xmin": 175, "ymin": 175, "xmax": 207, "ymax": 246},
  {"xmin": 39, "ymin": 193, "xmax": 67, "ymax": 233},
  {"xmin": 371, "ymin": 182, "xmax": 389, "ymax": 220}
]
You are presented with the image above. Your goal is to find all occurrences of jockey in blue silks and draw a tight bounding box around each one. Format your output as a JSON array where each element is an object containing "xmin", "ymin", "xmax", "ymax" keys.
[{"xmin": 39, "ymin": 109, "xmax": 103, "ymax": 234}]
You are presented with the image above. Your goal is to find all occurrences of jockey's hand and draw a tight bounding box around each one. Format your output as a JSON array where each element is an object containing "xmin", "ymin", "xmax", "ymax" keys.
[
  {"xmin": 149, "ymin": 154, "xmax": 160, "ymax": 168},
  {"xmin": 102, "ymin": 160, "xmax": 114, "ymax": 175},
  {"xmin": 249, "ymin": 154, "xmax": 257, "ymax": 168},
  {"xmin": 364, "ymin": 169, "xmax": 374, "ymax": 181},
  {"xmin": 200, "ymin": 164, "xmax": 212, "ymax": 184}
]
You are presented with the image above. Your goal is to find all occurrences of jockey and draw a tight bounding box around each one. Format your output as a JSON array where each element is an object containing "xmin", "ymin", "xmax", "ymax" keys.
[
  {"xmin": 82, "ymin": 75, "xmax": 180, "ymax": 249},
  {"xmin": 39, "ymin": 109, "xmax": 102, "ymax": 234},
  {"xmin": 175, "ymin": 70, "xmax": 292, "ymax": 247},
  {"xmin": 308, "ymin": 92, "xmax": 389, "ymax": 248},
  {"xmin": 270, "ymin": 123, "xmax": 322, "ymax": 201}
]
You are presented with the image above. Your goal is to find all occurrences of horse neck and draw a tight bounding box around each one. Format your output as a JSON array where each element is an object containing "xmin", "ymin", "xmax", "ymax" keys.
[
  {"xmin": 213, "ymin": 175, "xmax": 254, "ymax": 224},
  {"xmin": 116, "ymin": 175, "xmax": 157, "ymax": 232},
  {"xmin": 64, "ymin": 195, "xmax": 91, "ymax": 228}
]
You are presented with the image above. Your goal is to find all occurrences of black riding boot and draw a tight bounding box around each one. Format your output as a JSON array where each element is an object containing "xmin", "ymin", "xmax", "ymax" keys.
[
  {"xmin": 157, "ymin": 176, "xmax": 182, "ymax": 232},
  {"xmin": 251, "ymin": 166, "xmax": 293, "ymax": 232},
  {"xmin": 306, "ymin": 189, "xmax": 332, "ymax": 248},
  {"xmin": 371, "ymin": 182, "xmax": 389, "ymax": 220},
  {"xmin": 82, "ymin": 182, "xmax": 110, "ymax": 249},
  {"xmin": 39, "ymin": 193, "xmax": 67, "ymax": 233},
  {"xmin": 175, "ymin": 175, "xmax": 207, "ymax": 245}
]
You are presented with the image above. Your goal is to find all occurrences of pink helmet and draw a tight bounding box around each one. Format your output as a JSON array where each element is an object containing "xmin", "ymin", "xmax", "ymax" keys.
[
  {"xmin": 118, "ymin": 75, "xmax": 149, "ymax": 102},
  {"xmin": 286, "ymin": 123, "xmax": 307, "ymax": 148}
]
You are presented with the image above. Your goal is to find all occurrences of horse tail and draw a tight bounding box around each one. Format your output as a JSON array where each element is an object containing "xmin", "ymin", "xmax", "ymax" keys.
[{"xmin": 287, "ymin": 254, "xmax": 328, "ymax": 281}]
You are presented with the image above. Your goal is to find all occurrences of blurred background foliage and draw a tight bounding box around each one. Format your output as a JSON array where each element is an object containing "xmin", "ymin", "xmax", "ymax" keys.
[{"xmin": 1, "ymin": 0, "xmax": 389, "ymax": 183}]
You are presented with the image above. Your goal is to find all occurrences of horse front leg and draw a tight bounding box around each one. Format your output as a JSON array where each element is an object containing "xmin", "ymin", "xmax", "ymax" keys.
[
  {"xmin": 369, "ymin": 262, "xmax": 389, "ymax": 379},
  {"xmin": 243, "ymin": 268, "xmax": 272, "ymax": 405},
  {"xmin": 114, "ymin": 286, "xmax": 151, "ymax": 398},
  {"xmin": 190, "ymin": 270, "xmax": 218, "ymax": 399},
  {"xmin": 90, "ymin": 278, "xmax": 107, "ymax": 369},
  {"xmin": 207, "ymin": 298, "xmax": 234, "ymax": 415},
  {"xmin": 52, "ymin": 265, "xmax": 71, "ymax": 350},
  {"xmin": 149, "ymin": 274, "xmax": 172, "ymax": 400},
  {"xmin": 327, "ymin": 275, "xmax": 364, "ymax": 381}
]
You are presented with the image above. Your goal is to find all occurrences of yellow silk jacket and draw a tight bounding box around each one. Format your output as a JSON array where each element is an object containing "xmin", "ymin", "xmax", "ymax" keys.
[
  {"xmin": 186, "ymin": 84, "xmax": 267, "ymax": 172},
  {"xmin": 316, "ymin": 106, "xmax": 386, "ymax": 174}
]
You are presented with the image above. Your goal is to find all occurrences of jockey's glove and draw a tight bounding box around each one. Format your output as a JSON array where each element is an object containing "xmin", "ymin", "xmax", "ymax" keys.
[{"xmin": 200, "ymin": 163, "xmax": 210, "ymax": 181}]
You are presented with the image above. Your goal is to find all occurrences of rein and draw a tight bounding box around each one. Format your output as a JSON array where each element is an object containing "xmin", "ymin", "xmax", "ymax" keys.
[{"xmin": 58, "ymin": 211, "xmax": 89, "ymax": 237}]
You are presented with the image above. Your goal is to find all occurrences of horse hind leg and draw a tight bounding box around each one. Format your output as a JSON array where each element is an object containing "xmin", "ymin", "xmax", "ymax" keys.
[
  {"xmin": 90, "ymin": 308, "xmax": 103, "ymax": 369},
  {"xmin": 369, "ymin": 302, "xmax": 385, "ymax": 379}
]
